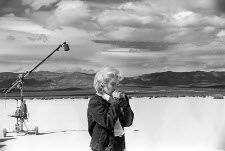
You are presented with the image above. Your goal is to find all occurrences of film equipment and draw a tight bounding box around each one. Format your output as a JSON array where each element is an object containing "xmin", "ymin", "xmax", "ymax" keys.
[{"xmin": 2, "ymin": 42, "xmax": 70, "ymax": 137}]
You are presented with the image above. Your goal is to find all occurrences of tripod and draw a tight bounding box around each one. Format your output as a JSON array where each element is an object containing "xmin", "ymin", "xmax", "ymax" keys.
[{"xmin": 12, "ymin": 74, "xmax": 27, "ymax": 133}]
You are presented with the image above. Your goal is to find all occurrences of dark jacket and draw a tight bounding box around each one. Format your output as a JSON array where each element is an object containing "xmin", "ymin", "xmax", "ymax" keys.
[{"xmin": 87, "ymin": 94, "xmax": 134, "ymax": 151}]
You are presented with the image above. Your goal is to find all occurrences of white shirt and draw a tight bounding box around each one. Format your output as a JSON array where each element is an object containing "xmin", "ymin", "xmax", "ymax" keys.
[{"xmin": 97, "ymin": 93, "xmax": 125, "ymax": 137}]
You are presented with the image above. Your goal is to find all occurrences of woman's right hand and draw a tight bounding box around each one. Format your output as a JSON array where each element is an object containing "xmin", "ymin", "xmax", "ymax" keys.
[
  {"xmin": 108, "ymin": 97, "xmax": 119, "ymax": 104},
  {"xmin": 112, "ymin": 90, "xmax": 125, "ymax": 99}
]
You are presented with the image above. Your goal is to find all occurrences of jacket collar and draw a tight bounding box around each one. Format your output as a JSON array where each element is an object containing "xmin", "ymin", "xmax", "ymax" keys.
[{"xmin": 96, "ymin": 92, "xmax": 111, "ymax": 103}]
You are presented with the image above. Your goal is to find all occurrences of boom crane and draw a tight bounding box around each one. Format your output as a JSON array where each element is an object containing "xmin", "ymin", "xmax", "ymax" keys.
[{"xmin": 2, "ymin": 42, "xmax": 70, "ymax": 137}]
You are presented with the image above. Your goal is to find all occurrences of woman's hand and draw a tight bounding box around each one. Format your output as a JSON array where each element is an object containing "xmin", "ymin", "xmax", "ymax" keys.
[
  {"xmin": 108, "ymin": 97, "xmax": 118, "ymax": 104},
  {"xmin": 112, "ymin": 90, "xmax": 129, "ymax": 107},
  {"xmin": 112, "ymin": 90, "xmax": 125, "ymax": 99}
]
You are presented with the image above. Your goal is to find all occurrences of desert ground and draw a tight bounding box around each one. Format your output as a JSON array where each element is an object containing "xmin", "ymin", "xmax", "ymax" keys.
[{"xmin": 1, "ymin": 97, "xmax": 225, "ymax": 151}]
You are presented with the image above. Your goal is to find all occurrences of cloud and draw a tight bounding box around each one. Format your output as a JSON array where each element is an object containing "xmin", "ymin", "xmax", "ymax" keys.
[
  {"xmin": 94, "ymin": 0, "xmax": 225, "ymax": 45},
  {"xmin": 55, "ymin": 1, "xmax": 90, "ymax": 24},
  {"xmin": 6, "ymin": 35, "xmax": 16, "ymax": 41},
  {"xmin": 95, "ymin": 1, "xmax": 214, "ymax": 43},
  {"xmin": 99, "ymin": 27, "xmax": 174, "ymax": 42},
  {"xmin": 171, "ymin": 11, "xmax": 200, "ymax": 27},
  {"xmin": 217, "ymin": 30, "xmax": 225, "ymax": 37},
  {"xmin": 0, "ymin": 14, "xmax": 51, "ymax": 34},
  {"xmin": 202, "ymin": 26, "xmax": 215, "ymax": 33},
  {"xmin": 146, "ymin": 0, "xmax": 214, "ymax": 13},
  {"xmin": 118, "ymin": 1, "xmax": 153, "ymax": 14},
  {"xmin": 2, "ymin": 0, "xmax": 225, "ymax": 75},
  {"xmin": 99, "ymin": 48, "xmax": 143, "ymax": 57},
  {"xmin": 96, "ymin": 1, "xmax": 223, "ymax": 29},
  {"xmin": 27, "ymin": 0, "xmax": 92, "ymax": 30},
  {"xmin": 0, "ymin": 14, "xmax": 55, "ymax": 53},
  {"xmin": 204, "ymin": 15, "xmax": 225, "ymax": 27},
  {"xmin": 0, "ymin": 29, "xmax": 52, "ymax": 55},
  {"xmin": 98, "ymin": 10, "xmax": 151, "ymax": 27},
  {"xmin": 97, "ymin": 1, "xmax": 165, "ymax": 29},
  {"xmin": 93, "ymin": 40, "xmax": 176, "ymax": 51},
  {"xmin": 80, "ymin": 0, "xmax": 141, "ymax": 3},
  {"xmin": 0, "ymin": 0, "xmax": 26, "ymax": 16},
  {"xmin": 214, "ymin": 0, "xmax": 225, "ymax": 14},
  {"xmin": 105, "ymin": 48, "xmax": 141, "ymax": 53},
  {"xmin": 27, "ymin": 34, "xmax": 49, "ymax": 42},
  {"xmin": 188, "ymin": 0, "xmax": 213, "ymax": 10},
  {"xmin": 0, "ymin": 53, "xmax": 99, "ymax": 73},
  {"xmin": 103, "ymin": 27, "xmax": 134, "ymax": 40},
  {"xmin": 205, "ymin": 62, "xmax": 225, "ymax": 70},
  {"xmin": 167, "ymin": 28, "xmax": 218, "ymax": 45},
  {"xmin": 22, "ymin": 0, "xmax": 59, "ymax": 10},
  {"xmin": 0, "ymin": 14, "xmax": 94, "ymax": 44},
  {"xmin": 54, "ymin": 66, "xmax": 95, "ymax": 74}
]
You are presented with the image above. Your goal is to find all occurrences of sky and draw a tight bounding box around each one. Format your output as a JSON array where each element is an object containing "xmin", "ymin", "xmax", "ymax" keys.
[{"xmin": 1, "ymin": 0, "xmax": 225, "ymax": 76}]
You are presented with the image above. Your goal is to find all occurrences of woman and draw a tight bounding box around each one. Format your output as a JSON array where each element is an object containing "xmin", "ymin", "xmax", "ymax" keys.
[{"xmin": 87, "ymin": 67, "xmax": 134, "ymax": 151}]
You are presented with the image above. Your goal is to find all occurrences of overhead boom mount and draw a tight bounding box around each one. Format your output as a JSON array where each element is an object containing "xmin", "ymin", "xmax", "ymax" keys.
[{"xmin": 3, "ymin": 42, "xmax": 70, "ymax": 94}]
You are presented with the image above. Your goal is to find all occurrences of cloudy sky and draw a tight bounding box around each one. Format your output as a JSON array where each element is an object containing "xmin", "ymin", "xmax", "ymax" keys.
[{"xmin": 1, "ymin": 0, "xmax": 225, "ymax": 76}]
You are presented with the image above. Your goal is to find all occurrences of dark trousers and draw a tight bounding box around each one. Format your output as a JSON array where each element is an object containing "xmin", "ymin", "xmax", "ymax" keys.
[{"xmin": 92, "ymin": 135, "xmax": 125, "ymax": 151}]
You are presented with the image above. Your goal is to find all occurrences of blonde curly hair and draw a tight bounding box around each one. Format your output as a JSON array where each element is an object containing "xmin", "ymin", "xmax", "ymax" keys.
[{"xmin": 93, "ymin": 67, "xmax": 123, "ymax": 94}]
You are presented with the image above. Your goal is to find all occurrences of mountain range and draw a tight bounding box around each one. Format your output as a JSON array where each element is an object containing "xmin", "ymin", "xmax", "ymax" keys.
[{"xmin": 1, "ymin": 71, "xmax": 225, "ymax": 92}]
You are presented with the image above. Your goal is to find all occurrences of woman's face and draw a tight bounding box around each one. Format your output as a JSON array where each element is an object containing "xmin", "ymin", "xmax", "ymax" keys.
[{"xmin": 103, "ymin": 78, "xmax": 118, "ymax": 96}]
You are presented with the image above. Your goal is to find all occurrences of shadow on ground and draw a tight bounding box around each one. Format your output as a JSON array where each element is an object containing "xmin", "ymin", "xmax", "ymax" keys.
[
  {"xmin": 0, "ymin": 145, "xmax": 6, "ymax": 148},
  {"xmin": 37, "ymin": 129, "xmax": 87, "ymax": 135},
  {"xmin": 0, "ymin": 137, "xmax": 15, "ymax": 148},
  {"xmin": 0, "ymin": 129, "xmax": 88, "ymax": 149}
]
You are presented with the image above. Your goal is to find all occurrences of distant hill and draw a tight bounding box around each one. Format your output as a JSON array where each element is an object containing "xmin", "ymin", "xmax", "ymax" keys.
[
  {"xmin": 121, "ymin": 71, "xmax": 225, "ymax": 88},
  {"xmin": 1, "ymin": 71, "xmax": 225, "ymax": 92},
  {"xmin": 0, "ymin": 71, "xmax": 95, "ymax": 91}
]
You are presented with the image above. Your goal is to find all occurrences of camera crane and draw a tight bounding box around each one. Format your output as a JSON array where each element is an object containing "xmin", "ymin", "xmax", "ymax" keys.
[{"xmin": 2, "ymin": 42, "xmax": 70, "ymax": 137}]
